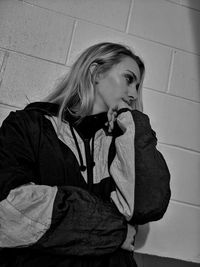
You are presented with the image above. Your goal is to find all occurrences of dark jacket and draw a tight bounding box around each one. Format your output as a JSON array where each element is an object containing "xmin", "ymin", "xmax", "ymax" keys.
[{"xmin": 0, "ymin": 102, "xmax": 170, "ymax": 267}]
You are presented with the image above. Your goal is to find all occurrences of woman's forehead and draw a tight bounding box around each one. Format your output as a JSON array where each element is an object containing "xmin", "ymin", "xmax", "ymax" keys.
[{"xmin": 113, "ymin": 57, "xmax": 141, "ymax": 81}]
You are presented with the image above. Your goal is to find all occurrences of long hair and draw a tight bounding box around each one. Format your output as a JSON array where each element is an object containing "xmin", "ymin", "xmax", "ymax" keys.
[{"xmin": 45, "ymin": 42, "xmax": 145, "ymax": 127}]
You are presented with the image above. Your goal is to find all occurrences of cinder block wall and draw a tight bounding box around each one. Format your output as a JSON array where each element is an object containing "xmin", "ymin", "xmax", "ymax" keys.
[{"xmin": 0, "ymin": 0, "xmax": 199, "ymax": 266}]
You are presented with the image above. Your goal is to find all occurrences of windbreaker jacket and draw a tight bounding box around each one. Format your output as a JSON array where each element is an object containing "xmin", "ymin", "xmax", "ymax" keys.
[{"xmin": 0, "ymin": 102, "xmax": 170, "ymax": 267}]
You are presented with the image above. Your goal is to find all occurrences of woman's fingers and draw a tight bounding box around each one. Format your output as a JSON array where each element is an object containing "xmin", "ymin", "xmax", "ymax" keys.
[
  {"xmin": 107, "ymin": 99, "xmax": 133, "ymax": 132},
  {"xmin": 121, "ymin": 224, "xmax": 137, "ymax": 252},
  {"xmin": 107, "ymin": 106, "xmax": 117, "ymax": 132}
]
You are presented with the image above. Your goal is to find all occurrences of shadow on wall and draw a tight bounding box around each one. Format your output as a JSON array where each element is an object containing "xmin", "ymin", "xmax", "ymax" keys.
[
  {"xmin": 135, "ymin": 223, "xmax": 150, "ymax": 249},
  {"xmin": 188, "ymin": 0, "xmax": 200, "ymax": 102},
  {"xmin": 189, "ymin": 5, "xmax": 200, "ymax": 262},
  {"xmin": 189, "ymin": 2, "xmax": 200, "ymax": 265},
  {"xmin": 134, "ymin": 1, "xmax": 200, "ymax": 262}
]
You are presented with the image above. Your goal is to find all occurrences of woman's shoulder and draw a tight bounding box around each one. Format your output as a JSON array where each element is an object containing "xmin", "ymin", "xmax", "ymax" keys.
[
  {"xmin": 24, "ymin": 101, "xmax": 59, "ymax": 116},
  {"xmin": 2, "ymin": 102, "xmax": 59, "ymax": 131}
]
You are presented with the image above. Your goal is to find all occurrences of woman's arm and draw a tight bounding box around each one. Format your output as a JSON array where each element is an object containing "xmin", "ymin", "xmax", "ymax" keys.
[
  {"xmin": 109, "ymin": 108, "xmax": 171, "ymax": 225},
  {"xmin": 0, "ymin": 110, "xmax": 127, "ymax": 256},
  {"xmin": 130, "ymin": 109, "xmax": 171, "ymax": 225},
  {"xmin": 109, "ymin": 110, "xmax": 136, "ymax": 221}
]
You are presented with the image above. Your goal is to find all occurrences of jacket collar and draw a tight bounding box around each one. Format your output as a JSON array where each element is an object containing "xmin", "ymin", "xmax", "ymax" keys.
[
  {"xmin": 25, "ymin": 102, "xmax": 108, "ymax": 139},
  {"xmin": 25, "ymin": 102, "xmax": 59, "ymax": 117}
]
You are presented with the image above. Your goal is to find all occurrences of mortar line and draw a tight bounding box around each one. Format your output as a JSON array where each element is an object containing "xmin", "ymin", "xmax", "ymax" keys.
[
  {"xmin": 144, "ymin": 86, "xmax": 200, "ymax": 104},
  {"xmin": 0, "ymin": 51, "xmax": 9, "ymax": 88},
  {"xmin": 0, "ymin": 103, "xmax": 21, "ymax": 110},
  {"xmin": 166, "ymin": 49, "xmax": 175, "ymax": 93},
  {"xmin": 64, "ymin": 20, "xmax": 77, "ymax": 65},
  {"xmin": 125, "ymin": 0, "xmax": 135, "ymax": 33},
  {"xmin": 158, "ymin": 142, "xmax": 200, "ymax": 155},
  {"xmin": 170, "ymin": 199, "xmax": 200, "ymax": 209},
  {"xmin": 127, "ymin": 33, "xmax": 200, "ymax": 57},
  {"xmin": 0, "ymin": 46, "xmax": 68, "ymax": 67}
]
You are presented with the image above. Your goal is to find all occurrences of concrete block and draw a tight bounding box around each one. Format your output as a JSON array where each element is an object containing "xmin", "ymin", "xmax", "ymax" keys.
[
  {"xmin": 158, "ymin": 144, "xmax": 200, "ymax": 206},
  {"xmin": 24, "ymin": 0, "xmax": 131, "ymax": 31},
  {"xmin": 0, "ymin": 52, "xmax": 68, "ymax": 107},
  {"xmin": 143, "ymin": 89, "xmax": 200, "ymax": 152},
  {"xmin": 170, "ymin": 50, "xmax": 200, "ymax": 102},
  {"xmin": 0, "ymin": 0, "xmax": 74, "ymax": 63},
  {"xmin": 68, "ymin": 21, "xmax": 172, "ymax": 92},
  {"xmin": 135, "ymin": 201, "xmax": 200, "ymax": 263},
  {"xmin": 129, "ymin": 0, "xmax": 200, "ymax": 55}
]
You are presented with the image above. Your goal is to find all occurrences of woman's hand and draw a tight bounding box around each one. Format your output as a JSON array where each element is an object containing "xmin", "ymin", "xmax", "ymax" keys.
[
  {"xmin": 121, "ymin": 224, "xmax": 136, "ymax": 252},
  {"xmin": 107, "ymin": 106, "xmax": 118, "ymax": 132},
  {"xmin": 107, "ymin": 100, "xmax": 132, "ymax": 132}
]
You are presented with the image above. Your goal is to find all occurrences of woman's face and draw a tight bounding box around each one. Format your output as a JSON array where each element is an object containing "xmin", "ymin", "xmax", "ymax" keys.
[{"xmin": 92, "ymin": 56, "xmax": 141, "ymax": 114}]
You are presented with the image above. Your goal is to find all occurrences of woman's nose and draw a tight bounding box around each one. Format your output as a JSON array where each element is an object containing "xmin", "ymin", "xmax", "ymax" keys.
[
  {"xmin": 128, "ymin": 86, "xmax": 138, "ymax": 100},
  {"xmin": 122, "ymin": 95, "xmax": 136, "ymax": 106}
]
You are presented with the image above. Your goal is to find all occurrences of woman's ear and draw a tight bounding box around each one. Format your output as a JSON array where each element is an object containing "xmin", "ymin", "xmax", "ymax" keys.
[
  {"xmin": 89, "ymin": 63, "xmax": 98, "ymax": 74},
  {"xmin": 89, "ymin": 63, "xmax": 99, "ymax": 84}
]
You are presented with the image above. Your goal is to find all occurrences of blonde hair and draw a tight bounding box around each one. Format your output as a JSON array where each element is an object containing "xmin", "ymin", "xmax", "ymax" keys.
[{"xmin": 45, "ymin": 42, "xmax": 145, "ymax": 126}]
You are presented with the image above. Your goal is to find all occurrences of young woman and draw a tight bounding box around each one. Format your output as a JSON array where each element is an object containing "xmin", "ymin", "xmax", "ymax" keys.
[{"xmin": 0, "ymin": 42, "xmax": 170, "ymax": 267}]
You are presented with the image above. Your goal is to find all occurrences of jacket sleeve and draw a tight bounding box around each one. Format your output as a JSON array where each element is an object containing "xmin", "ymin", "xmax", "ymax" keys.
[
  {"xmin": 0, "ymin": 111, "xmax": 127, "ymax": 256},
  {"xmin": 109, "ymin": 111, "xmax": 136, "ymax": 221},
  {"xmin": 130, "ymin": 109, "xmax": 171, "ymax": 225},
  {"xmin": 109, "ymin": 109, "xmax": 171, "ymax": 225}
]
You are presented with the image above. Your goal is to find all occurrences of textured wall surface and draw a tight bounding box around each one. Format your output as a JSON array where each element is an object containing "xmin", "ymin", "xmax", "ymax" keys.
[{"xmin": 0, "ymin": 0, "xmax": 199, "ymax": 266}]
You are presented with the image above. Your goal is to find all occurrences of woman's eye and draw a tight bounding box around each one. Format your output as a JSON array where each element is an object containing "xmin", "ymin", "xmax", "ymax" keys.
[{"xmin": 124, "ymin": 74, "xmax": 135, "ymax": 85}]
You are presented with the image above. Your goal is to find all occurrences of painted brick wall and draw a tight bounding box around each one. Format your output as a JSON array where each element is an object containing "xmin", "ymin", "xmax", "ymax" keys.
[{"xmin": 0, "ymin": 0, "xmax": 199, "ymax": 266}]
